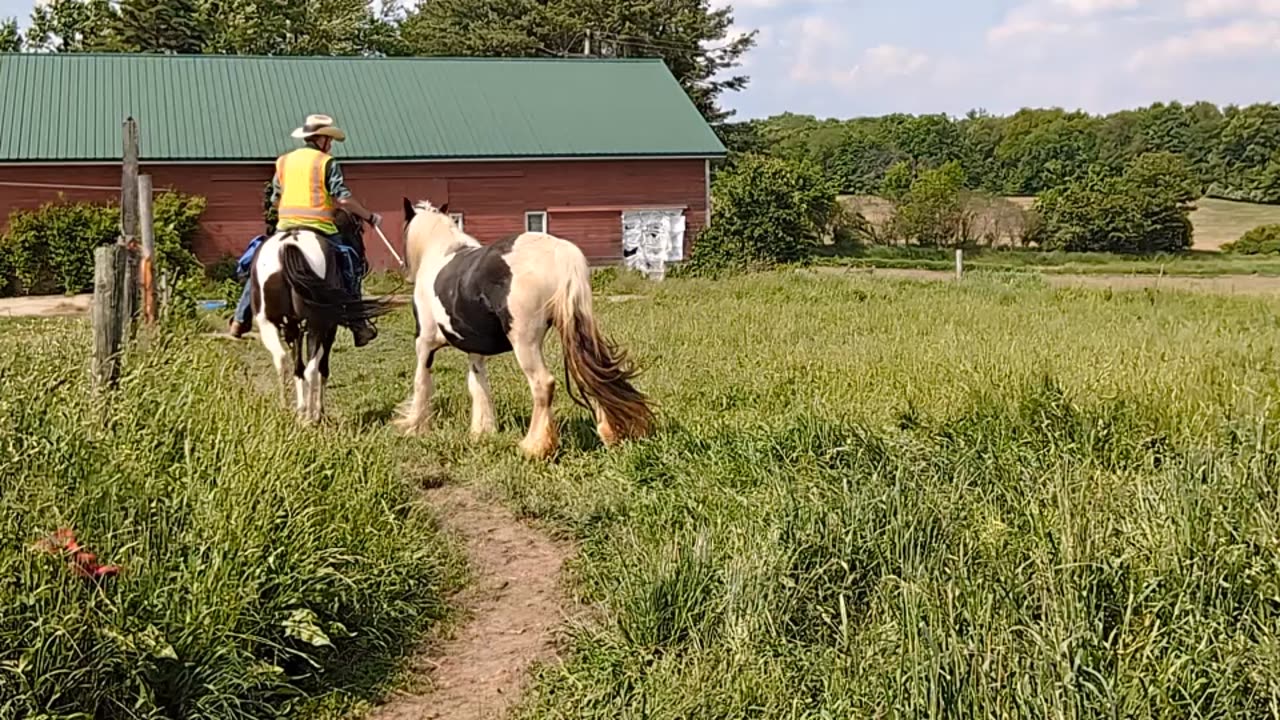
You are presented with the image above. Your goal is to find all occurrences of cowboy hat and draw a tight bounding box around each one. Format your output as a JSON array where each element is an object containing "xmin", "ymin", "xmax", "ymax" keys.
[{"xmin": 290, "ymin": 113, "xmax": 346, "ymax": 142}]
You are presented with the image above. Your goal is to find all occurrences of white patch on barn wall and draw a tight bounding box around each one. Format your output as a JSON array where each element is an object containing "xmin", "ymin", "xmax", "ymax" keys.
[{"xmin": 621, "ymin": 209, "xmax": 685, "ymax": 280}]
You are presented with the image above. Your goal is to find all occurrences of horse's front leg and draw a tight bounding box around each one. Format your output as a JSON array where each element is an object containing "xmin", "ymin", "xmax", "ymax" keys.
[
  {"xmin": 467, "ymin": 353, "xmax": 496, "ymax": 436},
  {"xmin": 394, "ymin": 296, "xmax": 442, "ymax": 435}
]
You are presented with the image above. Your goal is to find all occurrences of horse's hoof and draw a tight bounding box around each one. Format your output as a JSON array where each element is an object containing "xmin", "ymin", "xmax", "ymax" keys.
[
  {"xmin": 393, "ymin": 416, "xmax": 428, "ymax": 435},
  {"xmin": 597, "ymin": 420, "xmax": 620, "ymax": 447},
  {"xmin": 469, "ymin": 423, "xmax": 497, "ymax": 438},
  {"xmin": 519, "ymin": 435, "xmax": 557, "ymax": 460}
]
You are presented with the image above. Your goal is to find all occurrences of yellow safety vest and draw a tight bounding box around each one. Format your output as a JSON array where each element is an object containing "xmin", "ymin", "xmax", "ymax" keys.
[{"xmin": 275, "ymin": 146, "xmax": 338, "ymax": 235}]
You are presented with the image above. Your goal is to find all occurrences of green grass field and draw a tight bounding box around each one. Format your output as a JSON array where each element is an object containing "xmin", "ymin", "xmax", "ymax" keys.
[{"xmin": 6, "ymin": 269, "xmax": 1280, "ymax": 717}]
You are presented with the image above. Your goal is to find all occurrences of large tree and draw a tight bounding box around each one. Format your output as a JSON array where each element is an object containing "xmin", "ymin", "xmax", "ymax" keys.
[
  {"xmin": 0, "ymin": 19, "xmax": 21, "ymax": 51},
  {"xmin": 24, "ymin": 0, "xmax": 396, "ymax": 55},
  {"xmin": 25, "ymin": 0, "xmax": 118, "ymax": 51},
  {"xmin": 398, "ymin": 0, "xmax": 755, "ymax": 123},
  {"xmin": 113, "ymin": 0, "xmax": 208, "ymax": 53}
]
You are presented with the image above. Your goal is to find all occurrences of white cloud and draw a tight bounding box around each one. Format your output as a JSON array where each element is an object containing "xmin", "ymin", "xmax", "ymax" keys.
[
  {"xmin": 1054, "ymin": 0, "xmax": 1142, "ymax": 15},
  {"xmin": 988, "ymin": 0, "xmax": 1150, "ymax": 44},
  {"xmin": 784, "ymin": 15, "xmax": 844, "ymax": 83},
  {"xmin": 1183, "ymin": 0, "xmax": 1280, "ymax": 16},
  {"xmin": 1129, "ymin": 18, "xmax": 1280, "ymax": 66},
  {"xmin": 834, "ymin": 45, "xmax": 931, "ymax": 88},
  {"xmin": 987, "ymin": 5, "xmax": 1073, "ymax": 43}
]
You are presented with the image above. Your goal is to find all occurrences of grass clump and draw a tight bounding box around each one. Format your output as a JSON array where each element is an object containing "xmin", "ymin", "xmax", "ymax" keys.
[
  {"xmin": 0, "ymin": 320, "xmax": 462, "ymax": 718},
  {"xmin": 319, "ymin": 271, "xmax": 1280, "ymax": 719}
]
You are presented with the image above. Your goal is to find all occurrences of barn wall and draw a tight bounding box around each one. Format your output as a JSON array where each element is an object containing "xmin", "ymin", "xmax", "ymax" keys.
[{"xmin": 0, "ymin": 158, "xmax": 709, "ymax": 271}]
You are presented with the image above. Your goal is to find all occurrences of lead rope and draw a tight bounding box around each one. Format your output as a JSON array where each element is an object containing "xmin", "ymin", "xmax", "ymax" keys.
[{"xmin": 365, "ymin": 219, "xmax": 411, "ymax": 310}]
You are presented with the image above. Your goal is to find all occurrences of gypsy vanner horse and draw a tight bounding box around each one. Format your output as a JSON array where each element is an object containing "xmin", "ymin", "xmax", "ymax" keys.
[
  {"xmin": 394, "ymin": 198, "xmax": 655, "ymax": 459},
  {"xmin": 249, "ymin": 209, "xmax": 392, "ymax": 422}
]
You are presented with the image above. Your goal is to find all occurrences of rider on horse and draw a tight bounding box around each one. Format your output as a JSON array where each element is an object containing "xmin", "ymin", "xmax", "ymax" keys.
[{"xmin": 228, "ymin": 113, "xmax": 382, "ymax": 347}]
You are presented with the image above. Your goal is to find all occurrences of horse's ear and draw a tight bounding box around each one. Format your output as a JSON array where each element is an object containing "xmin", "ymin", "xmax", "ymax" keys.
[
  {"xmin": 439, "ymin": 202, "xmax": 450, "ymax": 215},
  {"xmin": 402, "ymin": 197, "xmax": 415, "ymax": 223}
]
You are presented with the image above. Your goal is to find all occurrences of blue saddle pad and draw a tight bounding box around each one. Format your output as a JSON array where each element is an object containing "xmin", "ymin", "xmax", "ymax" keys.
[{"xmin": 235, "ymin": 235, "xmax": 267, "ymax": 278}]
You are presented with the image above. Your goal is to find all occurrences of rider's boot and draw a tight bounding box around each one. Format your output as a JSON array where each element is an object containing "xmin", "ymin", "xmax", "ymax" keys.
[{"xmin": 343, "ymin": 254, "xmax": 377, "ymax": 347}]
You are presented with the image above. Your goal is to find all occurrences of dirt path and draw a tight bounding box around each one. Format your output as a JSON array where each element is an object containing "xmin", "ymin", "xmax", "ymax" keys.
[
  {"xmin": 0, "ymin": 293, "xmax": 92, "ymax": 317},
  {"xmin": 369, "ymin": 484, "xmax": 574, "ymax": 720}
]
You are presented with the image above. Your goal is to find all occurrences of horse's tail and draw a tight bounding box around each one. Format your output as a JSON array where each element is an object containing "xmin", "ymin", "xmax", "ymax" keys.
[
  {"xmin": 548, "ymin": 252, "xmax": 655, "ymax": 442},
  {"xmin": 279, "ymin": 243, "xmax": 392, "ymax": 327}
]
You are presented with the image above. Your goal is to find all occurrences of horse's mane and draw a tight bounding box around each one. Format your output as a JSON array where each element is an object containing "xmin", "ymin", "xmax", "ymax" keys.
[{"xmin": 404, "ymin": 199, "xmax": 478, "ymax": 275}]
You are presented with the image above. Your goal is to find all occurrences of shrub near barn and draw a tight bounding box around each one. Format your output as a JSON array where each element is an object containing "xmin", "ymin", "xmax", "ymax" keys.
[
  {"xmin": 0, "ymin": 192, "xmax": 206, "ymax": 297},
  {"xmin": 687, "ymin": 155, "xmax": 839, "ymax": 273}
]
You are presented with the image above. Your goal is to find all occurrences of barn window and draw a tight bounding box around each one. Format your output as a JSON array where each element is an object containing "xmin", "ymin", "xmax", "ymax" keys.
[
  {"xmin": 450, "ymin": 212, "xmax": 464, "ymax": 231},
  {"xmin": 525, "ymin": 211, "xmax": 547, "ymax": 233}
]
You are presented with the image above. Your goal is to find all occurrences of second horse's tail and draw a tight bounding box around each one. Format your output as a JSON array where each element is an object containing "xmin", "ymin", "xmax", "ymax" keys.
[{"xmin": 547, "ymin": 253, "xmax": 655, "ymax": 443}]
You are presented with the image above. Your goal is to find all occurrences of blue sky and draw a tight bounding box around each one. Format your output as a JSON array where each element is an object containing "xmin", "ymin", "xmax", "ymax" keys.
[
  {"xmin": 713, "ymin": 0, "xmax": 1280, "ymax": 120},
  {"xmin": 4, "ymin": 0, "xmax": 1274, "ymax": 120}
]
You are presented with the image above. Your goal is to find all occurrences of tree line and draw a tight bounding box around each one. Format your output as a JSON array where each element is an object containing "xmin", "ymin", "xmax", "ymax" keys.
[
  {"xmin": 0, "ymin": 0, "xmax": 754, "ymax": 123},
  {"xmin": 720, "ymin": 103, "xmax": 1280, "ymax": 205}
]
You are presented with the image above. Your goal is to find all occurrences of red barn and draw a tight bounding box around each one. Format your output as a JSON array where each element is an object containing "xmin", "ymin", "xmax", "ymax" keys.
[{"xmin": 0, "ymin": 53, "xmax": 725, "ymax": 273}]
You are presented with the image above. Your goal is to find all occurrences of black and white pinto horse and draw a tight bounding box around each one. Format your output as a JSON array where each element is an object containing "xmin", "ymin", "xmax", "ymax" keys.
[
  {"xmin": 249, "ymin": 210, "xmax": 391, "ymax": 422},
  {"xmin": 394, "ymin": 198, "xmax": 655, "ymax": 458}
]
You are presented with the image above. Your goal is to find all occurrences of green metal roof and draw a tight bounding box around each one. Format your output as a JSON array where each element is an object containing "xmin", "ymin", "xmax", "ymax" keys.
[{"xmin": 0, "ymin": 53, "xmax": 726, "ymax": 162}]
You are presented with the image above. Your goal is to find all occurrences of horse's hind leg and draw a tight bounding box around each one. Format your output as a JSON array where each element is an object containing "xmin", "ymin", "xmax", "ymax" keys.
[
  {"xmin": 511, "ymin": 329, "xmax": 557, "ymax": 459},
  {"xmin": 467, "ymin": 353, "xmax": 496, "ymax": 436},
  {"xmin": 293, "ymin": 330, "xmax": 310, "ymax": 420},
  {"xmin": 302, "ymin": 330, "xmax": 327, "ymax": 423},
  {"xmin": 257, "ymin": 314, "xmax": 292, "ymax": 408},
  {"xmin": 311, "ymin": 328, "xmax": 336, "ymax": 423}
]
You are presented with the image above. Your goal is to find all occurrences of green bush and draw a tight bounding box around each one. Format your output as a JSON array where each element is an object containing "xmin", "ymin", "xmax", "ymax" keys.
[
  {"xmin": 0, "ymin": 192, "xmax": 206, "ymax": 297},
  {"xmin": 685, "ymin": 154, "xmax": 838, "ymax": 274},
  {"xmin": 1222, "ymin": 224, "xmax": 1280, "ymax": 254},
  {"xmin": 887, "ymin": 161, "xmax": 970, "ymax": 246},
  {"xmin": 152, "ymin": 191, "xmax": 206, "ymax": 281},
  {"xmin": 1, "ymin": 198, "xmax": 119, "ymax": 295},
  {"xmin": 1028, "ymin": 152, "xmax": 1195, "ymax": 254}
]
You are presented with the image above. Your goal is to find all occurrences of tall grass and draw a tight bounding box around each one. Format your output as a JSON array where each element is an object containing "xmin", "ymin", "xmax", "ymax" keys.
[
  {"xmin": 24, "ymin": 268, "xmax": 1279, "ymax": 717},
  {"xmin": 310, "ymin": 270, "xmax": 1280, "ymax": 718},
  {"xmin": 0, "ymin": 319, "xmax": 462, "ymax": 718}
]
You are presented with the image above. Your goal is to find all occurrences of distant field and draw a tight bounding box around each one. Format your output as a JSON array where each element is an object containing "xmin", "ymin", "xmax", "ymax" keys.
[{"xmin": 842, "ymin": 195, "xmax": 1280, "ymax": 251}]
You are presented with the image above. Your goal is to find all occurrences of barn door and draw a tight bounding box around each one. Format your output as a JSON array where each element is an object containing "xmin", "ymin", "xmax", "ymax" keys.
[{"xmin": 621, "ymin": 209, "xmax": 685, "ymax": 279}]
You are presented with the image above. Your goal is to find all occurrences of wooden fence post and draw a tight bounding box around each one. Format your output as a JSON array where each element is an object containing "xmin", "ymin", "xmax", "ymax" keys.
[
  {"xmin": 121, "ymin": 118, "xmax": 139, "ymax": 248},
  {"xmin": 91, "ymin": 246, "xmax": 129, "ymax": 388},
  {"xmin": 119, "ymin": 118, "xmax": 141, "ymax": 332},
  {"xmin": 955, "ymin": 247, "xmax": 963, "ymax": 281},
  {"xmin": 139, "ymin": 174, "xmax": 155, "ymax": 325}
]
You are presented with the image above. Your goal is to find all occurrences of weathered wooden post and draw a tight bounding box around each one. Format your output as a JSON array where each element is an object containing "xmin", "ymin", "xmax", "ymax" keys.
[
  {"xmin": 139, "ymin": 174, "xmax": 155, "ymax": 325},
  {"xmin": 121, "ymin": 117, "xmax": 140, "ymax": 248},
  {"xmin": 955, "ymin": 247, "xmax": 963, "ymax": 281},
  {"xmin": 120, "ymin": 117, "xmax": 141, "ymax": 328},
  {"xmin": 91, "ymin": 246, "xmax": 128, "ymax": 388},
  {"xmin": 91, "ymin": 118, "xmax": 142, "ymax": 388}
]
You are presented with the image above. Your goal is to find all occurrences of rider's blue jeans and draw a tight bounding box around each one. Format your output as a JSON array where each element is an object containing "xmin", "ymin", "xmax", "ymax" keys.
[{"xmin": 232, "ymin": 233, "xmax": 362, "ymax": 327}]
